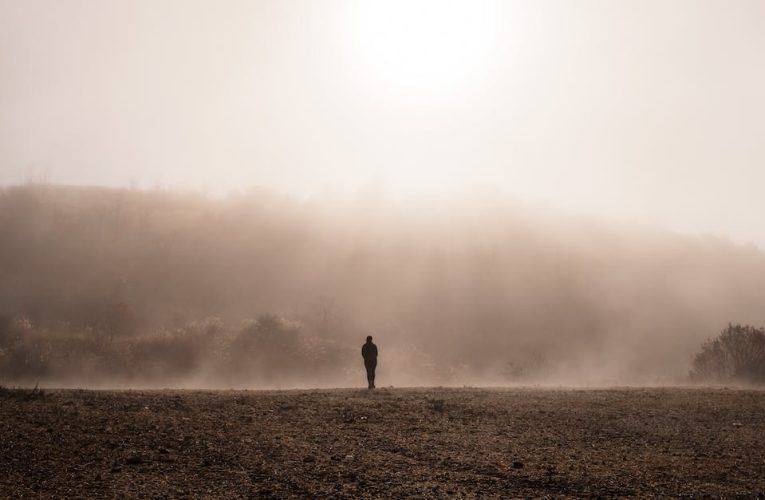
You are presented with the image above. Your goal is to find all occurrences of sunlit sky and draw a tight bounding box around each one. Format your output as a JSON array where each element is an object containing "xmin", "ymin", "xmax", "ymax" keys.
[{"xmin": 1, "ymin": 0, "xmax": 764, "ymax": 246}]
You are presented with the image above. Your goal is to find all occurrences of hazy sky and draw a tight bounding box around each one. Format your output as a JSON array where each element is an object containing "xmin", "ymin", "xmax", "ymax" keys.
[{"xmin": 1, "ymin": 0, "xmax": 764, "ymax": 246}]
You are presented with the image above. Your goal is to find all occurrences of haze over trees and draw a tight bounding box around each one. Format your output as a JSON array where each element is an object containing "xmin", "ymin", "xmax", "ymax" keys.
[
  {"xmin": 1, "ymin": 184, "xmax": 765, "ymax": 387},
  {"xmin": 690, "ymin": 324, "xmax": 765, "ymax": 385}
]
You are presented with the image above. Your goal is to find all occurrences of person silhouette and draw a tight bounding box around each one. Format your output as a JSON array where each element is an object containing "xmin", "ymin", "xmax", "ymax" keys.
[{"xmin": 361, "ymin": 336, "xmax": 378, "ymax": 389}]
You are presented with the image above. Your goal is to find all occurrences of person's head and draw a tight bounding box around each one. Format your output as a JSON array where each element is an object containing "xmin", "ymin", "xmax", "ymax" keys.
[{"xmin": 366, "ymin": 335, "xmax": 373, "ymax": 343}]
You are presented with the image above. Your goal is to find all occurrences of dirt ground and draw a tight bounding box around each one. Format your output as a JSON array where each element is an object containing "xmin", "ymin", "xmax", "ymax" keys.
[{"xmin": 1, "ymin": 386, "xmax": 764, "ymax": 498}]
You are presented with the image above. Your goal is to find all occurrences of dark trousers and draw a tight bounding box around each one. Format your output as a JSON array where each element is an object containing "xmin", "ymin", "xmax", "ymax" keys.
[{"xmin": 365, "ymin": 362, "xmax": 376, "ymax": 388}]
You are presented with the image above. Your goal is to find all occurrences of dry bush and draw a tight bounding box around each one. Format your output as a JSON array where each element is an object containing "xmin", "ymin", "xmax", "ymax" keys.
[{"xmin": 690, "ymin": 324, "xmax": 765, "ymax": 384}]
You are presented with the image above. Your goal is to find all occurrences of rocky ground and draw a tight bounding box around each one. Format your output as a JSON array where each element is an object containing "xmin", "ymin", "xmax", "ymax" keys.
[{"xmin": 1, "ymin": 386, "xmax": 764, "ymax": 498}]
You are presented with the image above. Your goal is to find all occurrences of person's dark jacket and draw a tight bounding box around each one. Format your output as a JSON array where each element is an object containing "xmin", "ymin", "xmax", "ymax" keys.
[{"xmin": 362, "ymin": 342, "xmax": 377, "ymax": 367}]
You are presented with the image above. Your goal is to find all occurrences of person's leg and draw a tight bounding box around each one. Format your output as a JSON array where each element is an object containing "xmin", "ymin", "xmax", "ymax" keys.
[{"xmin": 366, "ymin": 365, "xmax": 373, "ymax": 389}]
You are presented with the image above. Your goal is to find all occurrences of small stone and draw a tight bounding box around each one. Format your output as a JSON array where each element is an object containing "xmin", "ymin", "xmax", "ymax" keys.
[{"xmin": 512, "ymin": 461, "xmax": 524, "ymax": 469}]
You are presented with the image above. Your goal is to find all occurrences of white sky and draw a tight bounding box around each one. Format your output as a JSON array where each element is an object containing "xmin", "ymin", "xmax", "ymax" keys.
[{"xmin": 1, "ymin": 0, "xmax": 764, "ymax": 246}]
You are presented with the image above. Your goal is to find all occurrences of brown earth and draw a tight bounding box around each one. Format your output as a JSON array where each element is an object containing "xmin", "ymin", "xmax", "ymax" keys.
[{"xmin": 1, "ymin": 386, "xmax": 764, "ymax": 498}]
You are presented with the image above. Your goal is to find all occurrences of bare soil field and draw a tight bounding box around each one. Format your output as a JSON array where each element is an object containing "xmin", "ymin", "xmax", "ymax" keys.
[{"xmin": 1, "ymin": 387, "xmax": 764, "ymax": 498}]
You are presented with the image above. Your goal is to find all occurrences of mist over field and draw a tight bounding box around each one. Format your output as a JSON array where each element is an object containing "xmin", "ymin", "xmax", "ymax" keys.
[
  {"xmin": 4, "ymin": 3, "xmax": 765, "ymax": 498},
  {"xmin": 2, "ymin": 184, "xmax": 764, "ymax": 388},
  {"xmin": 2, "ymin": 0, "xmax": 765, "ymax": 390}
]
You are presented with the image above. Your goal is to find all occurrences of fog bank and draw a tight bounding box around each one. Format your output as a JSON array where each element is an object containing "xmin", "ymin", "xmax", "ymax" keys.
[{"xmin": 1, "ymin": 184, "xmax": 764, "ymax": 387}]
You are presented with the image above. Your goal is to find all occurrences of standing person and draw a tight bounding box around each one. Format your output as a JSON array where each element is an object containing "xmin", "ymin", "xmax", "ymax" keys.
[{"xmin": 361, "ymin": 336, "xmax": 378, "ymax": 389}]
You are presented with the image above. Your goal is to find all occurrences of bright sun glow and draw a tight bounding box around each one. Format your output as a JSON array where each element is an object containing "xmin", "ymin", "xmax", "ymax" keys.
[{"xmin": 345, "ymin": 1, "xmax": 503, "ymax": 97}]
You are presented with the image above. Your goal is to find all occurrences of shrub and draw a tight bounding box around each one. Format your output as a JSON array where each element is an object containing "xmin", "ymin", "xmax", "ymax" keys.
[
  {"xmin": 690, "ymin": 324, "xmax": 765, "ymax": 384},
  {"xmin": 226, "ymin": 314, "xmax": 304, "ymax": 382},
  {"xmin": 0, "ymin": 312, "xmax": 353, "ymax": 386}
]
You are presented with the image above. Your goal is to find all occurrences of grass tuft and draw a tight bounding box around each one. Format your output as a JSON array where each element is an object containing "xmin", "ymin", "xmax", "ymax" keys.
[{"xmin": 0, "ymin": 382, "xmax": 45, "ymax": 400}]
